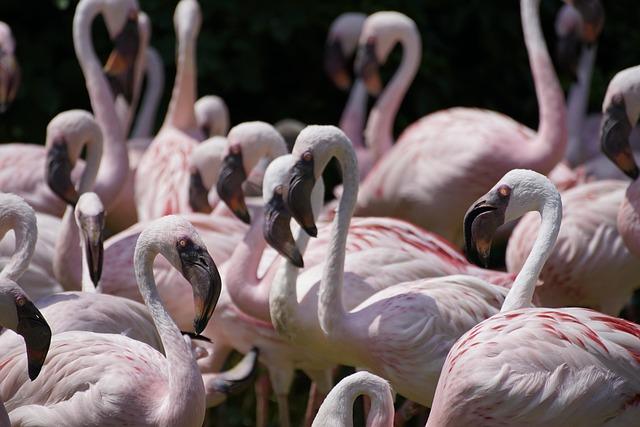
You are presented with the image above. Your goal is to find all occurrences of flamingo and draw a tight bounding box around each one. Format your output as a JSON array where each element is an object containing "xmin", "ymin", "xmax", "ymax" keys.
[
  {"xmin": 427, "ymin": 169, "xmax": 640, "ymax": 426},
  {"xmin": 352, "ymin": 3, "xmax": 567, "ymax": 246},
  {"xmin": 267, "ymin": 125, "xmax": 515, "ymax": 406},
  {"xmin": 0, "ymin": 22, "xmax": 19, "ymax": 113},
  {"xmin": 195, "ymin": 95, "xmax": 230, "ymax": 139},
  {"xmin": 0, "ymin": 215, "xmax": 221, "ymax": 426},
  {"xmin": 136, "ymin": 0, "xmax": 205, "ymax": 221},
  {"xmin": 312, "ymin": 371, "xmax": 394, "ymax": 427}
]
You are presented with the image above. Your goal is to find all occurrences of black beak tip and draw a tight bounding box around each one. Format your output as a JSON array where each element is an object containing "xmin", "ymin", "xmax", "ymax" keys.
[
  {"xmin": 291, "ymin": 251, "xmax": 304, "ymax": 268},
  {"xmin": 194, "ymin": 317, "xmax": 207, "ymax": 335},
  {"xmin": 28, "ymin": 363, "xmax": 42, "ymax": 381},
  {"xmin": 238, "ymin": 211, "xmax": 251, "ymax": 225},
  {"xmin": 627, "ymin": 167, "xmax": 640, "ymax": 180},
  {"xmin": 304, "ymin": 225, "xmax": 318, "ymax": 238}
]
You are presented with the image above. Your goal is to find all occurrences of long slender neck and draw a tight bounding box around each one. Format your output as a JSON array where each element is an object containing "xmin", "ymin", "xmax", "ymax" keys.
[
  {"xmin": 522, "ymin": 0, "xmax": 567, "ymax": 172},
  {"xmin": 313, "ymin": 374, "xmax": 393, "ymax": 427},
  {"xmin": 364, "ymin": 29, "xmax": 420, "ymax": 160},
  {"xmin": 163, "ymin": 23, "xmax": 198, "ymax": 131},
  {"xmin": 225, "ymin": 206, "xmax": 270, "ymax": 321},
  {"xmin": 79, "ymin": 230, "xmax": 97, "ymax": 293},
  {"xmin": 131, "ymin": 47, "xmax": 164, "ymax": 139},
  {"xmin": 135, "ymin": 241, "xmax": 200, "ymax": 418},
  {"xmin": 318, "ymin": 143, "xmax": 358, "ymax": 335},
  {"xmin": 340, "ymin": 79, "xmax": 368, "ymax": 149},
  {"xmin": 74, "ymin": 0, "xmax": 130, "ymax": 209},
  {"xmin": 565, "ymin": 45, "xmax": 597, "ymax": 166},
  {"xmin": 269, "ymin": 180, "xmax": 325, "ymax": 339},
  {"xmin": 501, "ymin": 193, "xmax": 561, "ymax": 312},
  {"xmin": 53, "ymin": 206, "xmax": 82, "ymax": 291},
  {"xmin": 0, "ymin": 215, "xmax": 36, "ymax": 283}
]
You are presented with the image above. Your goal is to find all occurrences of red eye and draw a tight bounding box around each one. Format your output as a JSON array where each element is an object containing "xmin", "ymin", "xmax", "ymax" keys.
[
  {"xmin": 229, "ymin": 145, "xmax": 241, "ymax": 155},
  {"xmin": 302, "ymin": 151, "xmax": 313, "ymax": 162},
  {"xmin": 498, "ymin": 185, "xmax": 511, "ymax": 198}
]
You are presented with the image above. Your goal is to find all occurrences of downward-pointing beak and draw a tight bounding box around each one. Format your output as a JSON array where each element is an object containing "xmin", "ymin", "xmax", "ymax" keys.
[
  {"xmin": 83, "ymin": 219, "xmax": 104, "ymax": 287},
  {"xmin": 463, "ymin": 198, "xmax": 505, "ymax": 268},
  {"xmin": 354, "ymin": 40, "xmax": 382, "ymax": 96},
  {"xmin": 556, "ymin": 32, "xmax": 581, "ymax": 80},
  {"xmin": 207, "ymin": 347, "xmax": 260, "ymax": 396},
  {"xmin": 104, "ymin": 11, "xmax": 140, "ymax": 103},
  {"xmin": 46, "ymin": 141, "xmax": 78, "ymax": 206},
  {"xmin": 178, "ymin": 242, "xmax": 222, "ymax": 334},
  {"xmin": 264, "ymin": 192, "xmax": 304, "ymax": 268},
  {"xmin": 0, "ymin": 51, "xmax": 20, "ymax": 113},
  {"xmin": 189, "ymin": 169, "xmax": 213, "ymax": 214},
  {"xmin": 286, "ymin": 158, "xmax": 317, "ymax": 237},
  {"xmin": 16, "ymin": 300, "xmax": 51, "ymax": 380},
  {"xmin": 217, "ymin": 151, "xmax": 250, "ymax": 224},
  {"xmin": 600, "ymin": 96, "xmax": 638, "ymax": 180},
  {"xmin": 324, "ymin": 39, "xmax": 351, "ymax": 91}
]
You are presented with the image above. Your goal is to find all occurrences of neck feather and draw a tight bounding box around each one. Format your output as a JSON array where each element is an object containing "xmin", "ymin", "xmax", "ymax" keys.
[
  {"xmin": 364, "ymin": 28, "xmax": 420, "ymax": 160},
  {"xmin": 340, "ymin": 79, "xmax": 368, "ymax": 149},
  {"xmin": 53, "ymin": 206, "xmax": 82, "ymax": 291},
  {"xmin": 131, "ymin": 48, "xmax": 164, "ymax": 139},
  {"xmin": 163, "ymin": 27, "xmax": 198, "ymax": 131},
  {"xmin": 501, "ymin": 191, "xmax": 561, "ymax": 312},
  {"xmin": 73, "ymin": 0, "xmax": 130, "ymax": 208},
  {"xmin": 0, "ymin": 212, "xmax": 36, "ymax": 283},
  {"xmin": 521, "ymin": 0, "xmax": 567, "ymax": 171}
]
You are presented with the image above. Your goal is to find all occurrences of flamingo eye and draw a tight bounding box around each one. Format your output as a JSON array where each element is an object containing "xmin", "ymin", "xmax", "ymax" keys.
[
  {"xmin": 302, "ymin": 151, "xmax": 313, "ymax": 162},
  {"xmin": 498, "ymin": 185, "xmax": 511, "ymax": 198},
  {"xmin": 16, "ymin": 296, "xmax": 26, "ymax": 307},
  {"xmin": 229, "ymin": 145, "xmax": 241, "ymax": 155},
  {"xmin": 178, "ymin": 239, "xmax": 187, "ymax": 248}
]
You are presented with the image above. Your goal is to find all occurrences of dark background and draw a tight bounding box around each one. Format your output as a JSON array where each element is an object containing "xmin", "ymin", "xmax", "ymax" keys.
[{"xmin": 1, "ymin": 0, "xmax": 639, "ymax": 144}]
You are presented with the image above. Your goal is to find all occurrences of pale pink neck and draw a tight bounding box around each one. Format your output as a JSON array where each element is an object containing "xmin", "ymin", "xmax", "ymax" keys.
[
  {"xmin": 224, "ymin": 206, "xmax": 271, "ymax": 322},
  {"xmin": 340, "ymin": 79, "xmax": 368, "ymax": 149},
  {"xmin": 53, "ymin": 206, "xmax": 82, "ymax": 291},
  {"xmin": 163, "ymin": 24, "xmax": 198, "ymax": 131},
  {"xmin": 521, "ymin": 0, "xmax": 567, "ymax": 172},
  {"xmin": 565, "ymin": 46, "xmax": 596, "ymax": 165},
  {"xmin": 73, "ymin": 0, "xmax": 130, "ymax": 208},
  {"xmin": 364, "ymin": 28, "xmax": 421, "ymax": 160}
]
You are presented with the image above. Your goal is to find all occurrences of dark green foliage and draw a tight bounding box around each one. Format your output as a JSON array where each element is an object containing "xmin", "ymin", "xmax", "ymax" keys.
[{"xmin": 1, "ymin": 0, "xmax": 639, "ymax": 145}]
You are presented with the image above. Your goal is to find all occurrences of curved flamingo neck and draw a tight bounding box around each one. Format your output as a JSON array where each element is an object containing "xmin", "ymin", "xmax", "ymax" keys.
[
  {"xmin": 501, "ymin": 188, "xmax": 561, "ymax": 312},
  {"xmin": 521, "ymin": 0, "xmax": 567, "ymax": 172},
  {"xmin": 318, "ymin": 139, "xmax": 359, "ymax": 335},
  {"xmin": 163, "ymin": 19, "xmax": 198, "ymax": 132},
  {"xmin": 340, "ymin": 79, "xmax": 368, "ymax": 150},
  {"xmin": 0, "ymin": 205, "xmax": 36, "ymax": 283},
  {"xmin": 565, "ymin": 45, "xmax": 597, "ymax": 166},
  {"xmin": 134, "ymin": 237, "xmax": 199, "ymax": 419},
  {"xmin": 364, "ymin": 28, "xmax": 420, "ymax": 160},
  {"xmin": 224, "ymin": 206, "xmax": 270, "ymax": 321},
  {"xmin": 53, "ymin": 207, "xmax": 82, "ymax": 291},
  {"xmin": 131, "ymin": 47, "xmax": 164, "ymax": 139},
  {"xmin": 73, "ymin": 0, "xmax": 130, "ymax": 208}
]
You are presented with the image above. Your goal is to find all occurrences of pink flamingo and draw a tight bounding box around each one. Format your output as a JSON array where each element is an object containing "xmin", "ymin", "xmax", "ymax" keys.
[
  {"xmin": 428, "ymin": 169, "xmax": 640, "ymax": 426},
  {"xmin": 195, "ymin": 95, "xmax": 230, "ymax": 138},
  {"xmin": 0, "ymin": 215, "xmax": 221, "ymax": 426},
  {"xmin": 268, "ymin": 126, "xmax": 514, "ymax": 406},
  {"xmin": 353, "ymin": 4, "xmax": 567, "ymax": 246},
  {"xmin": 0, "ymin": 22, "xmax": 19, "ymax": 113},
  {"xmin": 312, "ymin": 371, "xmax": 394, "ymax": 427},
  {"xmin": 135, "ymin": 0, "xmax": 205, "ymax": 221}
]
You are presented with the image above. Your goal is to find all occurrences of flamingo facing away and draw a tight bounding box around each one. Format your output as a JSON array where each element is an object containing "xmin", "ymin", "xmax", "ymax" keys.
[
  {"xmin": 352, "ymin": 3, "xmax": 567, "ymax": 246},
  {"xmin": 0, "ymin": 22, "xmax": 19, "ymax": 113},
  {"xmin": 312, "ymin": 372, "xmax": 394, "ymax": 427},
  {"xmin": 195, "ymin": 95, "xmax": 230, "ymax": 138},
  {"xmin": 427, "ymin": 169, "xmax": 640, "ymax": 426},
  {"xmin": 74, "ymin": 0, "xmax": 142, "ymax": 232},
  {"xmin": 0, "ymin": 215, "xmax": 222, "ymax": 426},
  {"xmin": 325, "ymin": 12, "xmax": 372, "ymax": 176},
  {"xmin": 136, "ymin": 0, "xmax": 206, "ymax": 221},
  {"xmin": 268, "ymin": 126, "xmax": 513, "ymax": 406},
  {"xmin": 506, "ymin": 178, "xmax": 640, "ymax": 314}
]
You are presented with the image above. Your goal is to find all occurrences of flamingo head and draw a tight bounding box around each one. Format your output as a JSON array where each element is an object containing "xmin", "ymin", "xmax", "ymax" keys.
[
  {"xmin": 0, "ymin": 279, "xmax": 51, "ymax": 381},
  {"xmin": 324, "ymin": 12, "xmax": 367, "ymax": 91},
  {"xmin": 555, "ymin": 4, "xmax": 583, "ymax": 79},
  {"xmin": 0, "ymin": 22, "xmax": 19, "ymax": 113},
  {"xmin": 75, "ymin": 192, "xmax": 105, "ymax": 287},
  {"xmin": 600, "ymin": 93, "xmax": 638, "ymax": 180},
  {"xmin": 188, "ymin": 136, "xmax": 227, "ymax": 214},
  {"xmin": 217, "ymin": 143, "xmax": 250, "ymax": 224},
  {"xmin": 565, "ymin": 0, "xmax": 604, "ymax": 45},
  {"xmin": 195, "ymin": 96, "xmax": 230, "ymax": 139},
  {"xmin": 46, "ymin": 137, "xmax": 79, "ymax": 206},
  {"xmin": 262, "ymin": 155, "xmax": 304, "ymax": 268}
]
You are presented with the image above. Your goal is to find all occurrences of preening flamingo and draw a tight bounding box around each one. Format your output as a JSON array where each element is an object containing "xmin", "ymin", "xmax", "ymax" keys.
[
  {"xmin": 0, "ymin": 22, "xmax": 19, "ymax": 113},
  {"xmin": 136, "ymin": 0, "xmax": 205, "ymax": 221},
  {"xmin": 428, "ymin": 169, "xmax": 640, "ymax": 426},
  {"xmin": 268, "ymin": 126, "xmax": 512, "ymax": 406},
  {"xmin": 0, "ymin": 215, "xmax": 221, "ymax": 426},
  {"xmin": 353, "ymin": 3, "xmax": 567, "ymax": 246},
  {"xmin": 195, "ymin": 95, "xmax": 230, "ymax": 138},
  {"xmin": 312, "ymin": 371, "xmax": 394, "ymax": 427},
  {"xmin": 325, "ymin": 12, "xmax": 371, "ymax": 174}
]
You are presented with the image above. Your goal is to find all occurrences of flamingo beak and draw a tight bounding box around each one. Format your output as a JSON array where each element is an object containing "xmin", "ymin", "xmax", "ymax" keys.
[
  {"xmin": 286, "ymin": 157, "xmax": 317, "ymax": 237},
  {"xmin": 189, "ymin": 169, "xmax": 213, "ymax": 214},
  {"xmin": 264, "ymin": 190, "xmax": 304, "ymax": 268},
  {"xmin": 206, "ymin": 347, "xmax": 260, "ymax": 397},
  {"xmin": 217, "ymin": 150, "xmax": 251, "ymax": 224},
  {"xmin": 571, "ymin": 0, "xmax": 605, "ymax": 44},
  {"xmin": 16, "ymin": 299, "xmax": 51, "ymax": 380},
  {"xmin": 556, "ymin": 32, "xmax": 581, "ymax": 81},
  {"xmin": 600, "ymin": 96, "xmax": 638, "ymax": 180},
  {"xmin": 354, "ymin": 39, "xmax": 382, "ymax": 96},
  {"xmin": 82, "ymin": 214, "xmax": 104, "ymax": 287},
  {"xmin": 324, "ymin": 39, "xmax": 351, "ymax": 91},
  {"xmin": 178, "ymin": 241, "xmax": 221, "ymax": 334},
  {"xmin": 0, "ymin": 51, "xmax": 20, "ymax": 113},
  {"xmin": 46, "ymin": 140, "xmax": 78, "ymax": 206},
  {"xmin": 464, "ymin": 194, "xmax": 508, "ymax": 268},
  {"xmin": 104, "ymin": 10, "xmax": 140, "ymax": 103}
]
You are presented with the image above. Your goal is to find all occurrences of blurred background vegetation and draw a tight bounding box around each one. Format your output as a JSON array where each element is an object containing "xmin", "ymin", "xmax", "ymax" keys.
[
  {"xmin": 1, "ymin": 1, "xmax": 639, "ymax": 426},
  {"xmin": 1, "ymin": 0, "xmax": 639, "ymax": 144}
]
